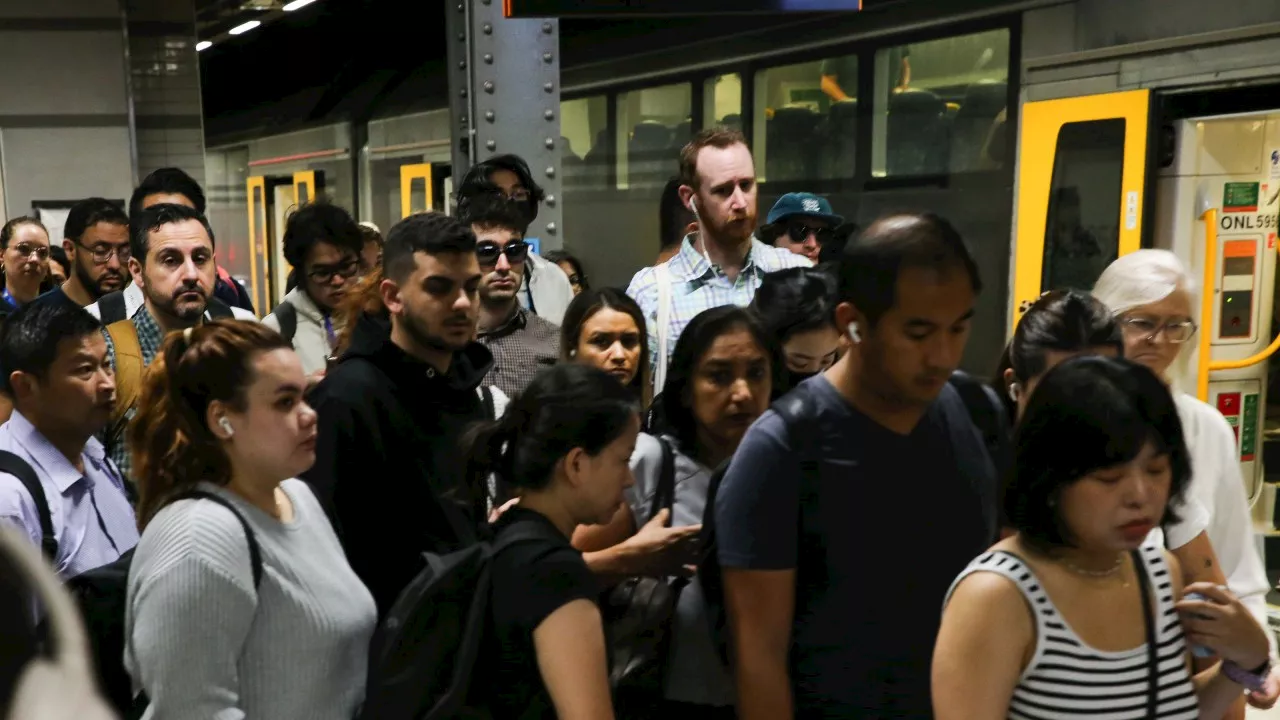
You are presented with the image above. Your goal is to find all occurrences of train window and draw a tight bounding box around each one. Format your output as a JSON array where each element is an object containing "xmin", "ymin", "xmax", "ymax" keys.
[
  {"xmin": 560, "ymin": 95, "xmax": 608, "ymax": 187},
  {"xmin": 615, "ymin": 83, "xmax": 691, "ymax": 190},
  {"xmin": 870, "ymin": 29, "xmax": 1010, "ymax": 177},
  {"xmin": 753, "ymin": 55, "xmax": 857, "ymax": 183},
  {"xmin": 1040, "ymin": 119, "xmax": 1125, "ymax": 293},
  {"xmin": 704, "ymin": 74, "xmax": 742, "ymax": 130}
]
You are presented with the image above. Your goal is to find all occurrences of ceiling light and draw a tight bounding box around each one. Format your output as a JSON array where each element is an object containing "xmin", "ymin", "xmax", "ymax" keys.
[
  {"xmin": 196, "ymin": 40, "xmax": 212, "ymax": 51},
  {"xmin": 228, "ymin": 20, "xmax": 261, "ymax": 35},
  {"xmin": 283, "ymin": 0, "xmax": 318, "ymax": 10}
]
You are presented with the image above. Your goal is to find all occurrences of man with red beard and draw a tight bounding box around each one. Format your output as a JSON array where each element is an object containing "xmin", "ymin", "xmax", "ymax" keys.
[{"xmin": 626, "ymin": 127, "xmax": 810, "ymax": 389}]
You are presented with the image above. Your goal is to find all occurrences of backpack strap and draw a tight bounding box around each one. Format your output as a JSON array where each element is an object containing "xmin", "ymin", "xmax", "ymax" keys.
[
  {"xmin": 104, "ymin": 319, "xmax": 144, "ymax": 460},
  {"xmin": 480, "ymin": 385, "xmax": 495, "ymax": 421},
  {"xmin": 98, "ymin": 290, "xmax": 128, "ymax": 324},
  {"xmin": 206, "ymin": 297, "xmax": 235, "ymax": 320},
  {"xmin": 947, "ymin": 370, "xmax": 1009, "ymax": 463},
  {"xmin": 170, "ymin": 489, "xmax": 264, "ymax": 589},
  {"xmin": 0, "ymin": 450, "xmax": 56, "ymax": 561},
  {"xmin": 653, "ymin": 263, "xmax": 673, "ymax": 392},
  {"xmin": 648, "ymin": 437, "xmax": 676, "ymax": 526},
  {"xmin": 273, "ymin": 301, "xmax": 298, "ymax": 343}
]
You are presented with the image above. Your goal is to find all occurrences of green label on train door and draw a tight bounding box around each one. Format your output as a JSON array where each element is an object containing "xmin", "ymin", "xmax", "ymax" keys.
[
  {"xmin": 1224, "ymin": 182, "xmax": 1260, "ymax": 213},
  {"xmin": 1241, "ymin": 393, "xmax": 1259, "ymax": 460}
]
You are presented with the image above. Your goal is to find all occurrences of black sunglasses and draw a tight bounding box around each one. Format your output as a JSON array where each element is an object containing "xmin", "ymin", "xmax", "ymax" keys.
[
  {"xmin": 476, "ymin": 239, "xmax": 530, "ymax": 266},
  {"xmin": 785, "ymin": 223, "xmax": 834, "ymax": 245}
]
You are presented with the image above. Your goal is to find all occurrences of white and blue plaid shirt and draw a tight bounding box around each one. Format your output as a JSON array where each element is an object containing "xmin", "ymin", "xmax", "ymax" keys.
[{"xmin": 626, "ymin": 234, "xmax": 810, "ymax": 373}]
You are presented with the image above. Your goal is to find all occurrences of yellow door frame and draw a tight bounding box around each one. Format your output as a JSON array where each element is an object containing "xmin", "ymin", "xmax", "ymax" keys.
[
  {"xmin": 292, "ymin": 170, "xmax": 318, "ymax": 207},
  {"xmin": 1010, "ymin": 88, "xmax": 1151, "ymax": 334},
  {"xmin": 400, "ymin": 163, "xmax": 434, "ymax": 218},
  {"xmin": 246, "ymin": 176, "xmax": 269, "ymax": 313}
]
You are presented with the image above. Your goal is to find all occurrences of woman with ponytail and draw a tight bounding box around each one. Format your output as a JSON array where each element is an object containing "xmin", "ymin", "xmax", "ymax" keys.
[
  {"xmin": 475, "ymin": 362, "xmax": 640, "ymax": 720},
  {"xmin": 124, "ymin": 319, "xmax": 376, "ymax": 720}
]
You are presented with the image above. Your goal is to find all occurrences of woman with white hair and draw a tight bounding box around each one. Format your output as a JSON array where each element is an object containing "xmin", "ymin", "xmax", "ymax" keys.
[{"xmin": 1094, "ymin": 248, "xmax": 1280, "ymax": 707}]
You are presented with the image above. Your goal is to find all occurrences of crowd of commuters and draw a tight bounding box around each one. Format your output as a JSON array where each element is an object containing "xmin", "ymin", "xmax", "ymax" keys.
[{"xmin": 0, "ymin": 127, "xmax": 1276, "ymax": 720}]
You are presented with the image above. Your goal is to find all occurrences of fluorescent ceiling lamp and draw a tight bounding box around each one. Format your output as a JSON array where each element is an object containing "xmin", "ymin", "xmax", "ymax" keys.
[
  {"xmin": 228, "ymin": 20, "xmax": 261, "ymax": 35},
  {"xmin": 283, "ymin": 0, "xmax": 318, "ymax": 10},
  {"xmin": 196, "ymin": 40, "xmax": 212, "ymax": 51}
]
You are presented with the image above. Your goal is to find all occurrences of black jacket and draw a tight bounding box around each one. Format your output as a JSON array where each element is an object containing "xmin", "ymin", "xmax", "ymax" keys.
[{"xmin": 302, "ymin": 312, "xmax": 495, "ymax": 616}]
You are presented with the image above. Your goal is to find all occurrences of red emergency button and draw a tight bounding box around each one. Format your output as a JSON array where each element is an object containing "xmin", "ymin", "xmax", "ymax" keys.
[{"xmin": 1218, "ymin": 392, "xmax": 1241, "ymax": 416}]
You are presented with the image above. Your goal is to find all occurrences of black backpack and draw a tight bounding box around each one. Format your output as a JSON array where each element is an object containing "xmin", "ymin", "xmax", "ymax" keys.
[
  {"xmin": 97, "ymin": 291, "xmax": 236, "ymax": 325},
  {"xmin": 695, "ymin": 370, "xmax": 1009, "ymax": 666},
  {"xmin": 359, "ymin": 522, "xmax": 551, "ymax": 720},
  {"xmin": 273, "ymin": 301, "xmax": 299, "ymax": 343},
  {"xmin": 0, "ymin": 449, "xmax": 264, "ymax": 718}
]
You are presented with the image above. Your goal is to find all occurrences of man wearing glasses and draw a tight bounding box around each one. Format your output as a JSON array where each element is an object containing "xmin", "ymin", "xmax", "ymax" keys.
[
  {"xmin": 460, "ymin": 194, "xmax": 560, "ymax": 398},
  {"xmin": 263, "ymin": 202, "xmax": 365, "ymax": 378},
  {"xmin": 761, "ymin": 192, "xmax": 843, "ymax": 264},
  {"xmin": 41, "ymin": 198, "xmax": 131, "ymax": 310},
  {"xmin": 455, "ymin": 154, "xmax": 576, "ymax": 325}
]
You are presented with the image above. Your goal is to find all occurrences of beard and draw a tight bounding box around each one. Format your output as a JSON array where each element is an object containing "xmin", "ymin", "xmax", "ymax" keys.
[
  {"xmin": 400, "ymin": 307, "xmax": 472, "ymax": 354},
  {"xmin": 75, "ymin": 258, "xmax": 126, "ymax": 300},
  {"xmin": 146, "ymin": 282, "xmax": 208, "ymax": 325},
  {"xmin": 703, "ymin": 210, "xmax": 757, "ymax": 246}
]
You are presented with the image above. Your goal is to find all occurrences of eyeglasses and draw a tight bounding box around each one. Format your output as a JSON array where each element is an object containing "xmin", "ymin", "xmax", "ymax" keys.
[
  {"xmin": 476, "ymin": 240, "xmax": 529, "ymax": 267},
  {"xmin": 77, "ymin": 242, "xmax": 130, "ymax": 265},
  {"xmin": 785, "ymin": 223, "xmax": 834, "ymax": 246},
  {"xmin": 1120, "ymin": 315, "xmax": 1198, "ymax": 344},
  {"xmin": 307, "ymin": 259, "xmax": 361, "ymax": 284},
  {"xmin": 8, "ymin": 243, "xmax": 49, "ymax": 260},
  {"xmin": 503, "ymin": 188, "xmax": 530, "ymax": 202}
]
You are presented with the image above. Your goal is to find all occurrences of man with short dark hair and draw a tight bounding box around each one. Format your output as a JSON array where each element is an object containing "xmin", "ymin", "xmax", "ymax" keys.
[
  {"xmin": 461, "ymin": 194, "xmax": 559, "ymax": 398},
  {"xmin": 86, "ymin": 168, "xmax": 255, "ymax": 322},
  {"xmin": 100, "ymin": 204, "xmax": 256, "ymax": 482},
  {"xmin": 456, "ymin": 154, "xmax": 575, "ymax": 324},
  {"xmin": 715, "ymin": 213, "xmax": 997, "ymax": 720},
  {"xmin": 303, "ymin": 211, "xmax": 495, "ymax": 616},
  {"xmin": 43, "ymin": 198, "xmax": 130, "ymax": 309},
  {"xmin": 0, "ymin": 301, "xmax": 136, "ymax": 578},
  {"xmin": 263, "ymin": 202, "xmax": 364, "ymax": 377},
  {"xmin": 627, "ymin": 127, "xmax": 809, "ymax": 388}
]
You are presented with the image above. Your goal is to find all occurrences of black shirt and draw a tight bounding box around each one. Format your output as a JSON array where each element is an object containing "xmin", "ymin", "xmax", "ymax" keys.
[
  {"xmin": 716, "ymin": 376, "xmax": 994, "ymax": 718},
  {"xmin": 482, "ymin": 507, "xmax": 600, "ymax": 719}
]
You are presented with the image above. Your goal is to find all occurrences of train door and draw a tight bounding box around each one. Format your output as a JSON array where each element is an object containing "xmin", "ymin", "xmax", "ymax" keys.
[
  {"xmin": 245, "ymin": 171, "xmax": 326, "ymax": 312},
  {"xmin": 1010, "ymin": 89, "xmax": 1153, "ymax": 326},
  {"xmin": 398, "ymin": 162, "xmax": 452, "ymax": 218},
  {"xmin": 1157, "ymin": 114, "xmax": 1280, "ymax": 528}
]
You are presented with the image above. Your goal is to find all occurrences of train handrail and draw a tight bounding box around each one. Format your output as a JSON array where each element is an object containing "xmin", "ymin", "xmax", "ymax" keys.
[
  {"xmin": 1196, "ymin": 208, "xmax": 1217, "ymax": 402},
  {"xmin": 1196, "ymin": 207, "xmax": 1280, "ymax": 397}
]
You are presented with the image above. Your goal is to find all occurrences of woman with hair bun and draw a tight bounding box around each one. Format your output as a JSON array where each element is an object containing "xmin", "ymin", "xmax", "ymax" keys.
[
  {"xmin": 124, "ymin": 320, "xmax": 376, "ymax": 720},
  {"xmin": 471, "ymin": 362, "xmax": 640, "ymax": 720}
]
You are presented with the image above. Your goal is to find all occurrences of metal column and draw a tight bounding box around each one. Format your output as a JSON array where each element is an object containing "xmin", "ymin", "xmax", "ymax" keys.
[{"xmin": 446, "ymin": 0, "xmax": 563, "ymax": 251}]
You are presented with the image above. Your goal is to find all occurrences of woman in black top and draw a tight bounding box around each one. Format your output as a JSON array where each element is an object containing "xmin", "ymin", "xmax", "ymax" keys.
[{"xmin": 467, "ymin": 363, "xmax": 641, "ymax": 719}]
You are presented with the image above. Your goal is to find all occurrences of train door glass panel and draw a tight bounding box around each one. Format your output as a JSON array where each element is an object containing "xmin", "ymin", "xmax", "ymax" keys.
[
  {"xmin": 870, "ymin": 29, "xmax": 1010, "ymax": 178},
  {"xmin": 246, "ymin": 176, "xmax": 270, "ymax": 313},
  {"xmin": 615, "ymin": 83, "xmax": 691, "ymax": 190},
  {"xmin": 560, "ymin": 94, "xmax": 608, "ymax": 187},
  {"xmin": 271, "ymin": 181, "xmax": 295, "ymax": 309},
  {"xmin": 704, "ymin": 73, "xmax": 742, "ymax": 130},
  {"xmin": 1010, "ymin": 89, "xmax": 1151, "ymax": 330},
  {"xmin": 755, "ymin": 56, "xmax": 856, "ymax": 182},
  {"xmin": 1040, "ymin": 120, "xmax": 1125, "ymax": 294}
]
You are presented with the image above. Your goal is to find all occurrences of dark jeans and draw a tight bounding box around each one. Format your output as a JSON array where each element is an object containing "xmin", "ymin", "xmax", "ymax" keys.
[{"xmin": 619, "ymin": 698, "xmax": 737, "ymax": 720}]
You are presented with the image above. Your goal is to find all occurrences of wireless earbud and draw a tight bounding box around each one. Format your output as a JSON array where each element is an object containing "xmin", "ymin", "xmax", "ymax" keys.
[
  {"xmin": 1007, "ymin": 382, "xmax": 1021, "ymax": 403},
  {"xmin": 847, "ymin": 321, "xmax": 862, "ymax": 345},
  {"xmin": 218, "ymin": 417, "xmax": 234, "ymax": 437}
]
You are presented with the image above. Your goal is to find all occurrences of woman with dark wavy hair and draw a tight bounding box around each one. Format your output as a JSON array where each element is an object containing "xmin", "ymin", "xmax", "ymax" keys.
[{"xmin": 125, "ymin": 320, "xmax": 375, "ymax": 720}]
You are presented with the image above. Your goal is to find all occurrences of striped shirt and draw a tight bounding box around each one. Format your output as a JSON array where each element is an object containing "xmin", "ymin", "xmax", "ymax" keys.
[
  {"xmin": 626, "ymin": 234, "xmax": 810, "ymax": 373},
  {"xmin": 946, "ymin": 546, "xmax": 1198, "ymax": 720}
]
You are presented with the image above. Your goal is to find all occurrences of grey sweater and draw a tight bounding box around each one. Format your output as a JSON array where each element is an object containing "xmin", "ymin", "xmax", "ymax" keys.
[{"xmin": 125, "ymin": 479, "xmax": 377, "ymax": 720}]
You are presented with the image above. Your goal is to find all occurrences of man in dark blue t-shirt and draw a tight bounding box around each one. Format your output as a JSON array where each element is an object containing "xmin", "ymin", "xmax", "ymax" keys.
[{"xmin": 715, "ymin": 212, "xmax": 997, "ymax": 719}]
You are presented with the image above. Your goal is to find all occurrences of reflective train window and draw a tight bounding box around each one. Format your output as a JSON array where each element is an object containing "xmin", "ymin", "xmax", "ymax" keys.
[
  {"xmin": 616, "ymin": 83, "xmax": 691, "ymax": 190},
  {"xmin": 754, "ymin": 55, "xmax": 858, "ymax": 183},
  {"xmin": 704, "ymin": 73, "xmax": 743, "ymax": 132},
  {"xmin": 1040, "ymin": 119, "xmax": 1125, "ymax": 293},
  {"xmin": 560, "ymin": 94, "xmax": 609, "ymax": 187},
  {"xmin": 870, "ymin": 29, "xmax": 1010, "ymax": 177}
]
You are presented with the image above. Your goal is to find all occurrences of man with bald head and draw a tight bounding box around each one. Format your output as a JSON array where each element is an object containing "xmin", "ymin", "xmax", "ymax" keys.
[{"xmin": 714, "ymin": 213, "xmax": 998, "ymax": 720}]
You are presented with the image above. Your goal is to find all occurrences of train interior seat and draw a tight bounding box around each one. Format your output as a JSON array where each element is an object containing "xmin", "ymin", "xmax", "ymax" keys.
[
  {"xmin": 767, "ymin": 105, "xmax": 820, "ymax": 181},
  {"xmin": 887, "ymin": 88, "xmax": 949, "ymax": 175},
  {"xmin": 630, "ymin": 120, "xmax": 676, "ymax": 186},
  {"xmin": 820, "ymin": 98, "xmax": 858, "ymax": 179},
  {"xmin": 950, "ymin": 80, "xmax": 1007, "ymax": 173}
]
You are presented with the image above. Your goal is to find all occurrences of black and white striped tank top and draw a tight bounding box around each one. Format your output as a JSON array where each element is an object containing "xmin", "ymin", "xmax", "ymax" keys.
[{"xmin": 946, "ymin": 545, "xmax": 1198, "ymax": 719}]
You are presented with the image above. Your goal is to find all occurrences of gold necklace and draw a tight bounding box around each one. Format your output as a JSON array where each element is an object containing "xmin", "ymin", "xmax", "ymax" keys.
[{"xmin": 1061, "ymin": 554, "xmax": 1124, "ymax": 578}]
